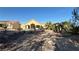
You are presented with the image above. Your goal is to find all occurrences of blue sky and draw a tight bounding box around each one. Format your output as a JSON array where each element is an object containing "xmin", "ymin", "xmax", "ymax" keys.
[{"xmin": 0, "ymin": 7, "xmax": 73, "ymax": 24}]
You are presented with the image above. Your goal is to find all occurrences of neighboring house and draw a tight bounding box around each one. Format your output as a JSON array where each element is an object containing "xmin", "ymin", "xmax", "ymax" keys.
[
  {"xmin": 0, "ymin": 19, "xmax": 45, "ymax": 31},
  {"xmin": 0, "ymin": 21, "xmax": 20, "ymax": 31},
  {"xmin": 21, "ymin": 19, "xmax": 45, "ymax": 30}
]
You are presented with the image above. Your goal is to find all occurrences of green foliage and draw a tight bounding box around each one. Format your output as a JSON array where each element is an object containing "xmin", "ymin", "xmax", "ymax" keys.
[
  {"xmin": 70, "ymin": 8, "xmax": 79, "ymax": 34},
  {"xmin": 70, "ymin": 25, "xmax": 79, "ymax": 34},
  {"xmin": 3, "ymin": 24, "xmax": 8, "ymax": 29},
  {"xmin": 45, "ymin": 21, "xmax": 53, "ymax": 30},
  {"xmin": 40, "ymin": 26, "xmax": 43, "ymax": 29},
  {"xmin": 51, "ymin": 21, "xmax": 72, "ymax": 33},
  {"xmin": 0, "ymin": 24, "xmax": 3, "ymax": 27},
  {"xmin": 0, "ymin": 24, "xmax": 7, "ymax": 29},
  {"xmin": 53, "ymin": 23, "xmax": 62, "ymax": 32},
  {"xmin": 36, "ymin": 25, "xmax": 40, "ymax": 28},
  {"xmin": 62, "ymin": 21, "xmax": 72, "ymax": 32},
  {"xmin": 71, "ymin": 8, "xmax": 79, "ymax": 26}
]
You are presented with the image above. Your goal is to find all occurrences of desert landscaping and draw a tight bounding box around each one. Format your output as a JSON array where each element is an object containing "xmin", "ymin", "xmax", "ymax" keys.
[
  {"xmin": 0, "ymin": 30, "xmax": 79, "ymax": 51},
  {"xmin": 0, "ymin": 7, "xmax": 79, "ymax": 51}
]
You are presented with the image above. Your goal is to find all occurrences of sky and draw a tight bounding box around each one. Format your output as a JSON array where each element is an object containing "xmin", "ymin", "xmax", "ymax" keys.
[{"xmin": 0, "ymin": 7, "xmax": 74, "ymax": 24}]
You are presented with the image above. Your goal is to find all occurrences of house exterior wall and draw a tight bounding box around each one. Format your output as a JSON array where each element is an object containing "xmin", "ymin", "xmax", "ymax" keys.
[
  {"xmin": 21, "ymin": 20, "xmax": 45, "ymax": 30},
  {"xmin": 0, "ymin": 21, "xmax": 20, "ymax": 31},
  {"xmin": 25, "ymin": 20, "xmax": 44, "ymax": 29},
  {"xmin": 0, "ymin": 20, "xmax": 45, "ymax": 31}
]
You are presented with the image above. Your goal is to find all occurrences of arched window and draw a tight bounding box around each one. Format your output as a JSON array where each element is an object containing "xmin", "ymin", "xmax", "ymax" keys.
[{"xmin": 31, "ymin": 24, "xmax": 35, "ymax": 29}]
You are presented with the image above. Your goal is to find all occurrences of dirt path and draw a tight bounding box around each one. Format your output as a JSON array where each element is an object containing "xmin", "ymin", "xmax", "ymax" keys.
[
  {"xmin": 1, "ymin": 30, "xmax": 57, "ymax": 51},
  {"xmin": 1, "ymin": 30, "xmax": 79, "ymax": 51}
]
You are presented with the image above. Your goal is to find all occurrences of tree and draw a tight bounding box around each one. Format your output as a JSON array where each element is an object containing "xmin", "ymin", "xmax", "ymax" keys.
[
  {"xmin": 0, "ymin": 24, "xmax": 3, "ymax": 27},
  {"xmin": 62, "ymin": 21, "xmax": 72, "ymax": 32},
  {"xmin": 53, "ymin": 23, "xmax": 62, "ymax": 33},
  {"xmin": 3, "ymin": 24, "xmax": 7, "ymax": 29},
  {"xmin": 71, "ymin": 8, "xmax": 79, "ymax": 27},
  {"xmin": 70, "ymin": 8, "xmax": 79, "ymax": 34},
  {"xmin": 45, "ymin": 21, "xmax": 53, "ymax": 30},
  {"xmin": 36, "ymin": 25, "xmax": 40, "ymax": 28},
  {"xmin": 0, "ymin": 24, "xmax": 7, "ymax": 31}
]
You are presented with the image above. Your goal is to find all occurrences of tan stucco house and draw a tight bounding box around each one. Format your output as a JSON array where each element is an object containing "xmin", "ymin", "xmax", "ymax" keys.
[{"xmin": 21, "ymin": 19, "xmax": 45, "ymax": 30}]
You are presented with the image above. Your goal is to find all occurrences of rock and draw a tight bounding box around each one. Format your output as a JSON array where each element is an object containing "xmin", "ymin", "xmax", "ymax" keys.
[
  {"xmin": 0, "ymin": 44, "xmax": 3, "ymax": 47},
  {"xmin": 41, "ymin": 38, "xmax": 55, "ymax": 51}
]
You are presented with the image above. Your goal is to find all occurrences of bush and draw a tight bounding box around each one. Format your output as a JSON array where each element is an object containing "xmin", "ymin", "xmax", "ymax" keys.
[{"xmin": 70, "ymin": 26, "xmax": 79, "ymax": 34}]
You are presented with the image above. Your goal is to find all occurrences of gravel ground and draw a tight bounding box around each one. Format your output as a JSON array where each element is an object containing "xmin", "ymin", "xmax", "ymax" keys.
[{"xmin": 0, "ymin": 30, "xmax": 79, "ymax": 51}]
